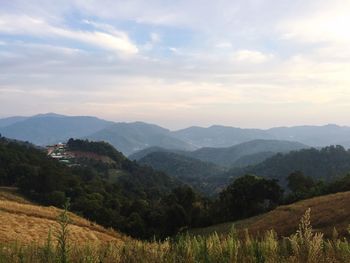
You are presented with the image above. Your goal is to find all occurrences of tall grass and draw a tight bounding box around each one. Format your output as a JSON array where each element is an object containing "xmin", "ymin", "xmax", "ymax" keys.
[{"xmin": 1, "ymin": 209, "xmax": 350, "ymax": 262}]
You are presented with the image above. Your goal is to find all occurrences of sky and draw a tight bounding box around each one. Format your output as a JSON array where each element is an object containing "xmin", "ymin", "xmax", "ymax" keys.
[{"xmin": 1, "ymin": 0, "xmax": 350, "ymax": 129}]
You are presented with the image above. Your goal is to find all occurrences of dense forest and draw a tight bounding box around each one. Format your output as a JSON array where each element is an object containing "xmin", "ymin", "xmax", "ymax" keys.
[
  {"xmin": 138, "ymin": 151, "xmax": 224, "ymax": 194},
  {"xmin": 2, "ymin": 136, "xmax": 350, "ymax": 240},
  {"xmin": 226, "ymin": 145, "xmax": 350, "ymax": 185}
]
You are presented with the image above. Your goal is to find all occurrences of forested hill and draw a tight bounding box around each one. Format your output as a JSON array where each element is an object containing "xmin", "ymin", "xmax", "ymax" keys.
[
  {"xmin": 0, "ymin": 137, "xmax": 209, "ymax": 239},
  {"xmin": 225, "ymin": 145, "xmax": 350, "ymax": 184},
  {"xmin": 138, "ymin": 151, "xmax": 225, "ymax": 194}
]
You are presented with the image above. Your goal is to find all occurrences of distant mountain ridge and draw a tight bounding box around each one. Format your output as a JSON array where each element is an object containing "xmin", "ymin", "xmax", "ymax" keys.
[
  {"xmin": 0, "ymin": 113, "xmax": 113, "ymax": 146},
  {"xmin": 182, "ymin": 139, "xmax": 308, "ymax": 167},
  {"xmin": 86, "ymin": 122, "xmax": 196, "ymax": 155},
  {"xmin": 173, "ymin": 124, "xmax": 350, "ymax": 149},
  {"xmin": 267, "ymin": 124, "xmax": 350, "ymax": 147},
  {"xmin": 131, "ymin": 139, "xmax": 308, "ymax": 168},
  {"xmin": 0, "ymin": 116, "xmax": 28, "ymax": 127},
  {"xmin": 1, "ymin": 113, "xmax": 350, "ymax": 156},
  {"xmin": 173, "ymin": 125, "xmax": 274, "ymax": 148}
]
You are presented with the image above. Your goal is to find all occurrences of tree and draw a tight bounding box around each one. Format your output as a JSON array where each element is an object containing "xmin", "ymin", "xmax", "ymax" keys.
[
  {"xmin": 218, "ymin": 174, "xmax": 283, "ymax": 221},
  {"xmin": 287, "ymin": 171, "xmax": 315, "ymax": 193}
]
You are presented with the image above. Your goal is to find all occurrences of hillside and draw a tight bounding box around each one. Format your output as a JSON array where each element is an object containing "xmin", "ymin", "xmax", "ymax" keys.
[
  {"xmin": 0, "ymin": 137, "xmax": 207, "ymax": 239},
  {"xmin": 231, "ymin": 151, "xmax": 276, "ymax": 167},
  {"xmin": 139, "ymin": 152, "xmax": 223, "ymax": 179},
  {"xmin": 225, "ymin": 145, "xmax": 350, "ymax": 185},
  {"xmin": 0, "ymin": 187, "xmax": 126, "ymax": 245},
  {"xmin": 190, "ymin": 191, "xmax": 350, "ymax": 238},
  {"xmin": 128, "ymin": 146, "xmax": 170, "ymax": 160},
  {"xmin": 138, "ymin": 151, "xmax": 225, "ymax": 194}
]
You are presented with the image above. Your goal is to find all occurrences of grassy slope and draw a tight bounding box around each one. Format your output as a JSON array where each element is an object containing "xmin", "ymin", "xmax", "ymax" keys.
[
  {"xmin": 191, "ymin": 191, "xmax": 350, "ymax": 238},
  {"xmin": 0, "ymin": 187, "xmax": 128, "ymax": 245}
]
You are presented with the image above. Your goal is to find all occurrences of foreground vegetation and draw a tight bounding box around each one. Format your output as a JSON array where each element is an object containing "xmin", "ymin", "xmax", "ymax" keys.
[{"xmin": 1, "ymin": 209, "xmax": 350, "ymax": 262}]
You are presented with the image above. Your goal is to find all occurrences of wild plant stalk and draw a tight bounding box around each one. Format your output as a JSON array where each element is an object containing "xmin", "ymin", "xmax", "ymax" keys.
[
  {"xmin": 43, "ymin": 228, "xmax": 54, "ymax": 262},
  {"xmin": 55, "ymin": 199, "xmax": 71, "ymax": 263}
]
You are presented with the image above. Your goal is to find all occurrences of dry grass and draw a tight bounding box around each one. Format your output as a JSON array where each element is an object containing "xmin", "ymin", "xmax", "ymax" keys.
[
  {"xmin": 1, "ymin": 189, "xmax": 350, "ymax": 262},
  {"xmin": 191, "ymin": 191, "xmax": 350, "ymax": 238},
  {"xmin": 0, "ymin": 189, "xmax": 128, "ymax": 246}
]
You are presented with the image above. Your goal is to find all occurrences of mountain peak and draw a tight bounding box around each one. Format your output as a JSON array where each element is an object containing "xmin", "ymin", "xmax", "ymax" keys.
[{"xmin": 33, "ymin": 113, "xmax": 66, "ymax": 118}]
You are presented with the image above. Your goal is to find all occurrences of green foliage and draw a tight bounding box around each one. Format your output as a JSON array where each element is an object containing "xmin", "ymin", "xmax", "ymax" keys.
[
  {"xmin": 138, "ymin": 151, "xmax": 225, "ymax": 195},
  {"xmin": 284, "ymin": 172, "xmax": 350, "ymax": 204},
  {"xmin": 287, "ymin": 171, "xmax": 315, "ymax": 193},
  {"xmin": 217, "ymin": 175, "xmax": 283, "ymax": 221},
  {"xmin": 226, "ymin": 145, "xmax": 350, "ymax": 186}
]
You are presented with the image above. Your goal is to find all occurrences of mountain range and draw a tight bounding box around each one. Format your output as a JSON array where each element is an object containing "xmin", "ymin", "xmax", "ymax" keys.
[
  {"xmin": 130, "ymin": 139, "xmax": 308, "ymax": 168},
  {"xmin": 1, "ymin": 113, "xmax": 350, "ymax": 156}
]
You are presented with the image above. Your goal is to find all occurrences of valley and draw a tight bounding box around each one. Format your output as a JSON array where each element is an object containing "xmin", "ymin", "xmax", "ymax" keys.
[{"xmin": 2, "ymin": 115, "xmax": 350, "ymax": 262}]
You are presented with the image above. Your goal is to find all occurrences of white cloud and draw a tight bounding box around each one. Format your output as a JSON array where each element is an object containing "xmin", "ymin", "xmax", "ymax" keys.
[
  {"xmin": 231, "ymin": 50, "xmax": 273, "ymax": 64},
  {"xmin": 279, "ymin": 0, "xmax": 350, "ymax": 45},
  {"xmin": 215, "ymin": 41, "xmax": 232, "ymax": 49},
  {"xmin": 0, "ymin": 15, "xmax": 138, "ymax": 55}
]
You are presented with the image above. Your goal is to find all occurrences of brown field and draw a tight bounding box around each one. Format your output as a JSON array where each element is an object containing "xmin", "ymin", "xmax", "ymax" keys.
[
  {"xmin": 191, "ymin": 191, "xmax": 350, "ymax": 238},
  {"xmin": 0, "ymin": 187, "xmax": 128, "ymax": 245},
  {"xmin": 68, "ymin": 150, "xmax": 114, "ymax": 163}
]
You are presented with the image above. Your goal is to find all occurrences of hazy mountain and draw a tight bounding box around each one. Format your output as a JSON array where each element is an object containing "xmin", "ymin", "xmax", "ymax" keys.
[
  {"xmin": 0, "ymin": 113, "xmax": 113, "ymax": 146},
  {"xmin": 173, "ymin": 125, "xmax": 274, "ymax": 148},
  {"xmin": 88, "ymin": 122, "xmax": 195, "ymax": 156},
  {"xmin": 184, "ymin": 139, "xmax": 308, "ymax": 167},
  {"xmin": 0, "ymin": 116, "xmax": 28, "ymax": 127},
  {"xmin": 172, "ymin": 124, "xmax": 350, "ymax": 149},
  {"xmin": 268, "ymin": 124, "xmax": 350, "ymax": 147},
  {"xmin": 131, "ymin": 139, "xmax": 308, "ymax": 168},
  {"xmin": 128, "ymin": 146, "xmax": 171, "ymax": 160},
  {"xmin": 3, "ymin": 113, "xmax": 350, "ymax": 156}
]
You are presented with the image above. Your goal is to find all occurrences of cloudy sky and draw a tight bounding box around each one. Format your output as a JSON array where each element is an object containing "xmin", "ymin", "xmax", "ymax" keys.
[{"xmin": 1, "ymin": 0, "xmax": 350, "ymax": 129}]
